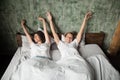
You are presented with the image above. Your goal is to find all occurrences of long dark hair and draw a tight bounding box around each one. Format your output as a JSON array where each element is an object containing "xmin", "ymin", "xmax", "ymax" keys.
[{"xmin": 33, "ymin": 31, "xmax": 45, "ymax": 43}]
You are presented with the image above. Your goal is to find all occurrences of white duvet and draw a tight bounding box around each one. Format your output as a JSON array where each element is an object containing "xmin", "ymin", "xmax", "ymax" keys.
[
  {"xmin": 10, "ymin": 55, "xmax": 93, "ymax": 80},
  {"xmin": 56, "ymin": 57, "xmax": 94, "ymax": 80},
  {"xmin": 10, "ymin": 58, "xmax": 65, "ymax": 80},
  {"xmin": 87, "ymin": 55, "xmax": 120, "ymax": 80},
  {"xmin": 79, "ymin": 44, "xmax": 120, "ymax": 80}
]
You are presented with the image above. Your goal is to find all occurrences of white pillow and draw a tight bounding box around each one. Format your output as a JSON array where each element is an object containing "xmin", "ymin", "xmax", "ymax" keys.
[
  {"xmin": 61, "ymin": 34, "xmax": 65, "ymax": 41},
  {"xmin": 21, "ymin": 35, "xmax": 31, "ymax": 50},
  {"xmin": 21, "ymin": 35, "xmax": 31, "ymax": 59},
  {"xmin": 79, "ymin": 44, "xmax": 105, "ymax": 58}
]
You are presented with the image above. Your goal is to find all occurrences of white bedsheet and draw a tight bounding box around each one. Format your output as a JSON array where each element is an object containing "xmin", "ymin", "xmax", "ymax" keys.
[
  {"xmin": 87, "ymin": 55, "xmax": 120, "ymax": 80},
  {"xmin": 79, "ymin": 44, "xmax": 120, "ymax": 80},
  {"xmin": 10, "ymin": 57, "xmax": 65, "ymax": 80},
  {"xmin": 1, "ymin": 47, "xmax": 22, "ymax": 80},
  {"xmin": 1, "ymin": 47, "xmax": 94, "ymax": 80}
]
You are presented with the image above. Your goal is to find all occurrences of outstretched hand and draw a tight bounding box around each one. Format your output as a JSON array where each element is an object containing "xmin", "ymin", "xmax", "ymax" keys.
[
  {"xmin": 46, "ymin": 12, "xmax": 52, "ymax": 21},
  {"xmin": 38, "ymin": 17, "xmax": 45, "ymax": 22},
  {"xmin": 85, "ymin": 11, "xmax": 92, "ymax": 21},
  {"xmin": 21, "ymin": 19, "xmax": 26, "ymax": 26}
]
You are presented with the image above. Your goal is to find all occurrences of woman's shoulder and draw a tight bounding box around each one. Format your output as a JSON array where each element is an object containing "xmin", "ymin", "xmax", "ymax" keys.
[{"xmin": 41, "ymin": 42, "xmax": 50, "ymax": 47}]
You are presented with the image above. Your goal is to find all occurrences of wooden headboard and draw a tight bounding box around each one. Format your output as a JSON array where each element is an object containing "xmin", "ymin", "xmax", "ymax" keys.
[
  {"xmin": 85, "ymin": 32, "xmax": 105, "ymax": 48},
  {"xmin": 16, "ymin": 32, "xmax": 105, "ymax": 48}
]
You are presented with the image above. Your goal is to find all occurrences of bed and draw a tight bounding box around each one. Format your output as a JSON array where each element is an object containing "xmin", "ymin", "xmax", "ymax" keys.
[
  {"xmin": 1, "ymin": 32, "xmax": 94, "ymax": 80},
  {"xmin": 1, "ymin": 32, "xmax": 120, "ymax": 80}
]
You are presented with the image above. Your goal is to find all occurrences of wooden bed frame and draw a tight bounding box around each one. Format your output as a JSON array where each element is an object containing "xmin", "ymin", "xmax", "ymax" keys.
[{"xmin": 16, "ymin": 31, "xmax": 105, "ymax": 48}]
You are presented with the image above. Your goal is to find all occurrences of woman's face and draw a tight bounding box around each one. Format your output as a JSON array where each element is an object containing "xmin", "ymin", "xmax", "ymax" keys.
[
  {"xmin": 65, "ymin": 33, "xmax": 73, "ymax": 43},
  {"xmin": 34, "ymin": 34, "xmax": 42, "ymax": 44}
]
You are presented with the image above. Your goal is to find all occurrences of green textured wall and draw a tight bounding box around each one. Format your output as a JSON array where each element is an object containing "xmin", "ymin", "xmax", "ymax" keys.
[{"xmin": 0, "ymin": 0, "xmax": 120, "ymax": 54}]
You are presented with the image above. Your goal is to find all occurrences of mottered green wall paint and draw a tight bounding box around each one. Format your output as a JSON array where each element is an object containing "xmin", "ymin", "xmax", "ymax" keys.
[{"xmin": 0, "ymin": 0, "xmax": 120, "ymax": 54}]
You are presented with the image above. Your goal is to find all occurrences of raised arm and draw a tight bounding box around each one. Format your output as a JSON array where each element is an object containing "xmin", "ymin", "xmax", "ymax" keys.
[
  {"xmin": 21, "ymin": 19, "xmax": 33, "ymax": 44},
  {"xmin": 46, "ymin": 12, "xmax": 60, "ymax": 45},
  {"xmin": 76, "ymin": 11, "xmax": 92, "ymax": 43},
  {"xmin": 38, "ymin": 17, "xmax": 50, "ymax": 44}
]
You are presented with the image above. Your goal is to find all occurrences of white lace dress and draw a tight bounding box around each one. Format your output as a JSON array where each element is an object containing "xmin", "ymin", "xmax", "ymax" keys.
[{"xmin": 56, "ymin": 39, "xmax": 94, "ymax": 80}]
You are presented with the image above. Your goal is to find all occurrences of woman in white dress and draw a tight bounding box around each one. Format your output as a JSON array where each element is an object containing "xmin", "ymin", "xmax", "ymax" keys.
[
  {"xmin": 47, "ymin": 11, "xmax": 94, "ymax": 80},
  {"xmin": 10, "ymin": 17, "xmax": 65, "ymax": 80}
]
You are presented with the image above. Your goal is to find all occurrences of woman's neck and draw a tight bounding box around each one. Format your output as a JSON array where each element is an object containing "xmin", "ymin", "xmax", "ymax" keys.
[{"xmin": 37, "ymin": 41, "xmax": 42, "ymax": 44}]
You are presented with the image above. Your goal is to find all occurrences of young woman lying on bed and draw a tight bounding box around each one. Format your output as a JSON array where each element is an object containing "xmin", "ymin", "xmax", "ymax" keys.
[
  {"xmin": 47, "ymin": 11, "xmax": 94, "ymax": 80},
  {"xmin": 10, "ymin": 17, "xmax": 66, "ymax": 80},
  {"xmin": 47, "ymin": 10, "xmax": 120, "ymax": 80}
]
